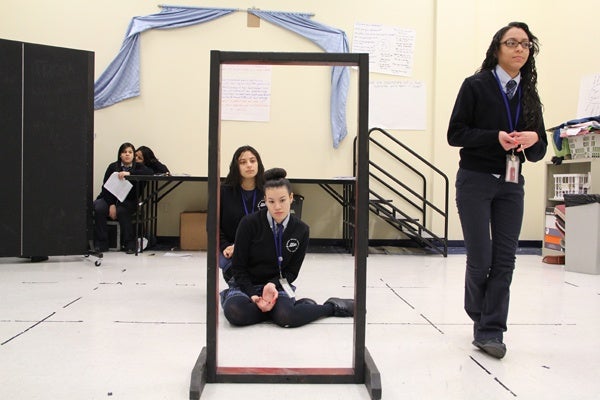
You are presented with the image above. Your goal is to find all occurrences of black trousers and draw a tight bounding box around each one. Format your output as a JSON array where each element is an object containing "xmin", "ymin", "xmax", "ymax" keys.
[
  {"xmin": 455, "ymin": 168, "xmax": 524, "ymax": 341},
  {"xmin": 93, "ymin": 197, "xmax": 137, "ymax": 250}
]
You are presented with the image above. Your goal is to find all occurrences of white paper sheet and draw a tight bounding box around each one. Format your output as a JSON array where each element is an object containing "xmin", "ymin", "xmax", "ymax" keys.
[
  {"xmin": 369, "ymin": 80, "xmax": 426, "ymax": 130},
  {"xmin": 103, "ymin": 172, "xmax": 133, "ymax": 202},
  {"xmin": 577, "ymin": 73, "xmax": 600, "ymax": 118},
  {"xmin": 221, "ymin": 65, "xmax": 272, "ymax": 122},
  {"xmin": 352, "ymin": 22, "xmax": 416, "ymax": 76}
]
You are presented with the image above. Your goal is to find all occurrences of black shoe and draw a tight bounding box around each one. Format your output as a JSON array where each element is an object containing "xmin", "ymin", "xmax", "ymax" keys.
[
  {"xmin": 472, "ymin": 338, "xmax": 506, "ymax": 359},
  {"xmin": 124, "ymin": 241, "xmax": 136, "ymax": 254},
  {"xmin": 29, "ymin": 256, "xmax": 49, "ymax": 263},
  {"xmin": 324, "ymin": 297, "xmax": 354, "ymax": 317},
  {"xmin": 295, "ymin": 298, "xmax": 317, "ymax": 306}
]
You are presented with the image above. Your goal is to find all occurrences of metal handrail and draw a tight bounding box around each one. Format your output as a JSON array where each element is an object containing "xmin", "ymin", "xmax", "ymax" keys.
[{"xmin": 354, "ymin": 127, "xmax": 449, "ymax": 256}]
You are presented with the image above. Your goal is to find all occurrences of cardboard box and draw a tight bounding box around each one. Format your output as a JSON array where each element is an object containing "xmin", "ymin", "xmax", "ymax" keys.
[{"xmin": 180, "ymin": 212, "xmax": 207, "ymax": 250}]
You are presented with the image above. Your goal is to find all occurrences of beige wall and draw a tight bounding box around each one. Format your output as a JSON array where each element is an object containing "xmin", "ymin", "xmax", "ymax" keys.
[{"xmin": 2, "ymin": 0, "xmax": 598, "ymax": 241}]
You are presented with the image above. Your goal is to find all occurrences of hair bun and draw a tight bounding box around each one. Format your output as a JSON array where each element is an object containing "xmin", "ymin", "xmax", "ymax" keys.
[{"xmin": 264, "ymin": 167, "xmax": 287, "ymax": 181}]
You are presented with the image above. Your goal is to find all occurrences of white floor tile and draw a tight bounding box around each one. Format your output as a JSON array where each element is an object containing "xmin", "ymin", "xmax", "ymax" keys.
[{"xmin": 1, "ymin": 251, "xmax": 599, "ymax": 399}]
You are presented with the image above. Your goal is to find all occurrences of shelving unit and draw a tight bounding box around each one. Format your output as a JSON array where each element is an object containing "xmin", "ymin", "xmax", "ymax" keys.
[{"xmin": 543, "ymin": 158, "xmax": 600, "ymax": 256}]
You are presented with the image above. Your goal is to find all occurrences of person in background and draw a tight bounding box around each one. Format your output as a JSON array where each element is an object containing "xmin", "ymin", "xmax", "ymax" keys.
[
  {"xmin": 220, "ymin": 167, "xmax": 354, "ymax": 328},
  {"xmin": 135, "ymin": 145, "xmax": 170, "ymax": 175},
  {"xmin": 94, "ymin": 142, "xmax": 153, "ymax": 254},
  {"xmin": 219, "ymin": 145, "xmax": 266, "ymax": 283},
  {"xmin": 447, "ymin": 22, "xmax": 547, "ymax": 359}
]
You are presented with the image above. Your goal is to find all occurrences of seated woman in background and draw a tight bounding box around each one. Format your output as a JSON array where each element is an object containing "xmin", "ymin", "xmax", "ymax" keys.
[
  {"xmin": 219, "ymin": 145, "xmax": 266, "ymax": 283},
  {"xmin": 220, "ymin": 167, "xmax": 354, "ymax": 328},
  {"xmin": 94, "ymin": 142, "xmax": 153, "ymax": 254},
  {"xmin": 135, "ymin": 145, "xmax": 170, "ymax": 175}
]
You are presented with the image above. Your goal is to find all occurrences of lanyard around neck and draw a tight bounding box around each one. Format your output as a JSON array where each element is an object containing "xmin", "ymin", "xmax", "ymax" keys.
[
  {"xmin": 241, "ymin": 189, "xmax": 256, "ymax": 216},
  {"xmin": 493, "ymin": 72, "xmax": 521, "ymax": 133},
  {"xmin": 272, "ymin": 219, "xmax": 284, "ymax": 278}
]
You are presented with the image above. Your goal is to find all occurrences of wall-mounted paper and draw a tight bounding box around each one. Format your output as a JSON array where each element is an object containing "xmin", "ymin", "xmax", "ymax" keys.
[
  {"xmin": 352, "ymin": 22, "xmax": 416, "ymax": 77},
  {"xmin": 221, "ymin": 65, "xmax": 272, "ymax": 122},
  {"xmin": 577, "ymin": 73, "xmax": 600, "ymax": 118},
  {"xmin": 369, "ymin": 80, "xmax": 426, "ymax": 130}
]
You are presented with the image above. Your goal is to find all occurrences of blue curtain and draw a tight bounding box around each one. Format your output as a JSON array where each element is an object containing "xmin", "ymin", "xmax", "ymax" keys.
[
  {"xmin": 94, "ymin": 6, "xmax": 235, "ymax": 109},
  {"xmin": 94, "ymin": 6, "xmax": 350, "ymax": 147},
  {"xmin": 249, "ymin": 11, "xmax": 350, "ymax": 147}
]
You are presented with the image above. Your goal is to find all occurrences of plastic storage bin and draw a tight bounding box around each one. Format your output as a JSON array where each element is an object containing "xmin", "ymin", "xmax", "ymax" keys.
[
  {"xmin": 568, "ymin": 133, "xmax": 600, "ymax": 159},
  {"xmin": 553, "ymin": 173, "xmax": 591, "ymax": 200}
]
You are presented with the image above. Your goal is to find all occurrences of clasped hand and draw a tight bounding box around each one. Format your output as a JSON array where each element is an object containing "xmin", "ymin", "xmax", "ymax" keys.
[
  {"xmin": 251, "ymin": 282, "xmax": 279, "ymax": 312},
  {"xmin": 499, "ymin": 130, "xmax": 538, "ymax": 152}
]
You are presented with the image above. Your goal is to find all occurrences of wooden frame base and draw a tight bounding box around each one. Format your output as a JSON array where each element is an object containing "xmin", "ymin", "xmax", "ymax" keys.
[{"xmin": 190, "ymin": 346, "xmax": 381, "ymax": 399}]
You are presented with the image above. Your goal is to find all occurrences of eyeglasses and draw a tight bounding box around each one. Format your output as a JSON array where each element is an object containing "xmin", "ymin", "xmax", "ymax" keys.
[{"xmin": 501, "ymin": 39, "xmax": 533, "ymax": 49}]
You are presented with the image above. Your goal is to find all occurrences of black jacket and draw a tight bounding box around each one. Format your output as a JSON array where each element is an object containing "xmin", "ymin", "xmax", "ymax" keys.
[
  {"xmin": 96, "ymin": 161, "xmax": 153, "ymax": 205},
  {"xmin": 231, "ymin": 208, "xmax": 309, "ymax": 297},
  {"xmin": 448, "ymin": 70, "xmax": 547, "ymax": 174},
  {"xmin": 219, "ymin": 184, "xmax": 264, "ymax": 252}
]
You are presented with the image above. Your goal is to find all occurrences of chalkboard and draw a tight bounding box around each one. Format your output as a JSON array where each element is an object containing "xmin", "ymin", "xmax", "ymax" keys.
[
  {"xmin": 0, "ymin": 39, "xmax": 94, "ymax": 257},
  {"xmin": 0, "ymin": 39, "xmax": 23, "ymax": 256}
]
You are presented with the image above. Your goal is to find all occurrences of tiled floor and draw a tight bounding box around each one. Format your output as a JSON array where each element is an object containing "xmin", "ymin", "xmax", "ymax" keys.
[{"xmin": 1, "ymin": 249, "xmax": 599, "ymax": 399}]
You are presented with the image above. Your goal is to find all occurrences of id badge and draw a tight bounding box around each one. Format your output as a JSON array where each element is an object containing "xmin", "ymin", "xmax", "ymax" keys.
[
  {"xmin": 505, "ymin": 154, "xmax": 520, "ymax": 184},
  {"xmin": 279, "ymin": 278, "xmax": 295, "ymax": 299}
]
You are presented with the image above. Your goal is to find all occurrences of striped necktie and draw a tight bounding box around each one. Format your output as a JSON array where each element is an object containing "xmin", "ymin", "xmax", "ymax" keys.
[{"xmin": 506, "ymin": 79, "xmax": 517, "ymax": 99}]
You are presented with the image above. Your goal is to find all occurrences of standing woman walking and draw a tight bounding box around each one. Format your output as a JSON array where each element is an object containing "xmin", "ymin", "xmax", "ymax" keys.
[{"xmin": 447, "ymin": 22, "xmax": 547, "ymax": 358}]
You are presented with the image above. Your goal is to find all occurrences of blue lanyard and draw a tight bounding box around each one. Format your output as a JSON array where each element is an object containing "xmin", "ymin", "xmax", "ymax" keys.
[
  {"xmin": 272, "ymin": 220, "xmax": 284, "ymax": 277},
  {"xmin": 493, "ymin": 72, "xmax": 521, "ymax": 132},
  {"xmin": 241, "ymin": 189, "xmax": 256, "ymax": 216}
]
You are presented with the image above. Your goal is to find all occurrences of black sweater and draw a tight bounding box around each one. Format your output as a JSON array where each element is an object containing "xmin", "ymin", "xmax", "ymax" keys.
[
  {"xmin": 231, "ymin": 208, "xmax": 309, "ymax": 297},
  {"xmin": 96, "ymin": 161, "xmax": 153, "ymax": 205},
  {"xmin": 219, "ymin": 184, "xmax": 264, "ymax": 252},
  {"xmin": 447, "ymin": 70, "xmax": 547, "ymax": 175},
  {"xmin": 145, "ymin": 160, "xmax": 169, "ymax": 175}
]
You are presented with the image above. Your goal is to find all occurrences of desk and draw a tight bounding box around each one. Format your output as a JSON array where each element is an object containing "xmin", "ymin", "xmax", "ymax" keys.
[
  {"xmin": 288, "ymin": 177, "xmax": 355, "ymax": 252},
  {"xmin": 127, "ymin": 175, "xmax": 207, "ymax": 254},
  {"xmin": 127, "ymin": 175, "xmax": 355, "ymax": 254}
]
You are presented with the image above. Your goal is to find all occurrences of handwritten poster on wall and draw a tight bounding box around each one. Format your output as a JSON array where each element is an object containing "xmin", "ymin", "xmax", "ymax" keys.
[
  {"xmin": 221, "ymin": 65, "xmax": 272, "ymax": 122},
  {"xmin": 352, "ymin": 22, "xmax": 416, "ymax": 76},
  {"xmin": 369, "ymin": 80, "xmax": 426, "ymax": 130},
  {"xmin": 577, "ymin": 73, "xmax": 600, "ymax": 118}
]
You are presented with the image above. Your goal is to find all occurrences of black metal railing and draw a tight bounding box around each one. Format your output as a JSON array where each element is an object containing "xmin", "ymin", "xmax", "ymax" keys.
[{"xmin": 354, "ymin": 127, "xmax": 449, "ymax": 256}]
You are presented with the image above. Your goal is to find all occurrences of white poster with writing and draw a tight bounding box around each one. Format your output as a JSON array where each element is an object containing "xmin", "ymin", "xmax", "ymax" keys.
[
  {"xmin": 577, "ymin": 73, "xmax": 600, "ymax": 118},
  {"xmin": 352, "ymin": 22, "xmax": 416, "ymax": 77},
  {"xmin": 221, "ymin": 65, "xmax": 272, "ymax": 122}
]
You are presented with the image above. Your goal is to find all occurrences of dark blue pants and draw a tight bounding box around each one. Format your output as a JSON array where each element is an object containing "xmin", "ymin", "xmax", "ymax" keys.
[{"xmin": 455, "ymin": 168, "xmax": 524, "ymax": 341}]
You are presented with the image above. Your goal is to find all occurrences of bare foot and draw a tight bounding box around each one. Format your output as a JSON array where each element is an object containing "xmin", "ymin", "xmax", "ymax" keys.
[{"xmin": 262, "ymin": 283, "xmax": 279, "ymax": 304}]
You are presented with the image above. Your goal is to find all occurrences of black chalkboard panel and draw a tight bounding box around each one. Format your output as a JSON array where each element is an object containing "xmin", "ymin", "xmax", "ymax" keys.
[
  {"xmin": 0, "ymin": 39, "xmax": 94, "ymax": 257},
  {"xmin": 0, "ymin": 39, "xmax": 23, "ymax": 256}
]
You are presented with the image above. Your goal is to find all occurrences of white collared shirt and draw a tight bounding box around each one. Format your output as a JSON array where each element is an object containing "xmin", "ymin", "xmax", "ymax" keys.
[
  {"xmin": 494, "ymin": 64, "xmax": 521, "ymax": 94},
  {"xmin": 267, "ymin": 212, "xmax": 290, "ymax": 232}
]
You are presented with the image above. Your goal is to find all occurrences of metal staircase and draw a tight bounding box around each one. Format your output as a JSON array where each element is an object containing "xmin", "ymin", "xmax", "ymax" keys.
[{"xmin": 354, "ymin": 127, "xmax": 449, "ymax": 256}]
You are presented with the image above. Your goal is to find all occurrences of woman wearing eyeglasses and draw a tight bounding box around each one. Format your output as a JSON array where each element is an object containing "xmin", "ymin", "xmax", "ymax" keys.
[{"xmin": 447, "ymin": 22, "xmax": 547, "ymax": 359}]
